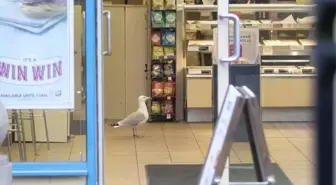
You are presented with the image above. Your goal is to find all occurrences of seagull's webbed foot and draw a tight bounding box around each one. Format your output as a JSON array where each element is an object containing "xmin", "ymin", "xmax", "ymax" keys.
[
  {"xmin": 132, "ymin": 127, "xmax": 144, "ymax": 138},
  {"xmin": 108, "ymin": 122, "xmax": 119, "ymax": 127}
]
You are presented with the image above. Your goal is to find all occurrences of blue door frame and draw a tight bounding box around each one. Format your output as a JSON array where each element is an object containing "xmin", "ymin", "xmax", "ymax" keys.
[{"xmin": 11, "ymin": 1, "xmax": 98, "ymax": 184}]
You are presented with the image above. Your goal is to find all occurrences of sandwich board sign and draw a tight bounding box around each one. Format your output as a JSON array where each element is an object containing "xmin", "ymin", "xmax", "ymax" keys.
[{"xmin": 198, "ymin": 85, "xmax": 276, "ymax": 185}]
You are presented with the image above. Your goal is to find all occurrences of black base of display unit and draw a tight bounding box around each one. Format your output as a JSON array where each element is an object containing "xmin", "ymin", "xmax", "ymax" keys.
[
  {"xmin": 229, "ymin": 64, "xmax": 260, "ymax": 102},
  {"xmin": 213, "ymin": 64, "xmax": 261, "ymax": 142},
  {"xmin": 149, "ymin": 114, "xmax": 175, "ymax": 122},
  {"xmin": 230, "ymin": 64, "xmax": 261, "ymax": 142}
]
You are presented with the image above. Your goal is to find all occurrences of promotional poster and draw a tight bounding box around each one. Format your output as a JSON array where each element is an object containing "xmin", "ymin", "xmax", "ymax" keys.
[
  {"xmin": 0, "ymin": 0, "xmax": 74, "ymax": 109},
  {"xmin": 229, "ymin": 28, "xmax": 260, "ymax": 64}
]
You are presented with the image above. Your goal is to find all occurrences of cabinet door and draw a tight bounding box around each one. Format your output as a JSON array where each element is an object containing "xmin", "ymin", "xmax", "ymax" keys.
[
  {"xmin": 125, "ymin": 6, "xmax": 148, "ymax": 115},
  {"xmin": 104, "ymin": 6, "xmax": 126, "ymax": 120},
  {"xmin": 187, "ymin": 78, "xmax": 213, "ymax": 108}
]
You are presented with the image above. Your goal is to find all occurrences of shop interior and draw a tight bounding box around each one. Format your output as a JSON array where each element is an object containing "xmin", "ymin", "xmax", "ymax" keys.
[{"xmin": 0, "ymin": 0, "xmax": 315, "ymax": 184}]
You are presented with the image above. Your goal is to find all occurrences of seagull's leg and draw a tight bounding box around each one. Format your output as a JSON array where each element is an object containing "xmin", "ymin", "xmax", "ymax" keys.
[
  {"xmin": 134, "ymin": 127, "xmax": 139, "ymax": 137},
  {"xmin": 132, "ymin": 127, "xmax": 136, "ymax": 137},
  {"xmin": 134, "ymin": 127, "xmax": 144, "ymax": 138}
]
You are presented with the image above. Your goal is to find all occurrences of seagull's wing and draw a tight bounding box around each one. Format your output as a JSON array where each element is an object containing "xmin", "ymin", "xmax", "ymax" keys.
[{"xmin": 118, "ymin": 111, "xmax": 146, "ymax": 127}]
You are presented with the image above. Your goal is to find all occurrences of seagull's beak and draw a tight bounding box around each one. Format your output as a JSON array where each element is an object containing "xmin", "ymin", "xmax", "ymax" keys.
[{"xmin": 146, "ymin": 97, "xmax": 151, "ymax": 100}]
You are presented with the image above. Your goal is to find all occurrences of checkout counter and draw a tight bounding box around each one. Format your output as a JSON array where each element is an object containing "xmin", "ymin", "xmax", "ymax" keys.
[
  {"xmin": 185, "ymin": 65, "xmax": 315, "ymax": 123},
  {"xmin": 186, "ymin": 66, "xmax": 213, "ymax": 122}
]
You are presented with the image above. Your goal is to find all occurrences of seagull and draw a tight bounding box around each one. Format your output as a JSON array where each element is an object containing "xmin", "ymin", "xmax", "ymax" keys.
[{"xmin": 109, "ymin": 95, "xmax": 151, "ymax": 137}]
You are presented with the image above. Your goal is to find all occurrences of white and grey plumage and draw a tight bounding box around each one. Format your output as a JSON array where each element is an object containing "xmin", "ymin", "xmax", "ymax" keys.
[
  {"xmin": 0, "ymin": 101, "xmax": 8, "ymax": 145},
  {"xmin": 109, "ymin": 95, "xmax": 151, "ymax": 137}
]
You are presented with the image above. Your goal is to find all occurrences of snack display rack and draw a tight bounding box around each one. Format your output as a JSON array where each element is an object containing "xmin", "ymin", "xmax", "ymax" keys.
[{"xmin": 148, "ymin": 0, "xmax": 177, "ymax": 122}]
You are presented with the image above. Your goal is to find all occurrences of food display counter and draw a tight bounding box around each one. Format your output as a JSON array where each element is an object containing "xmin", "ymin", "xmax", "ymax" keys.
[
  {"xmin": 261, "ymin": 75, "xmax": 315, "ymax": 107},
  {"xmin": 186, "ymin": 72, "xmax": 315, "ymax": 122},
  {"xmin": 179, "ymin": 4, "xmax": 316, "ymax": 122},
  {"xmin": 261, "ymin": 71, "xmax": 315, "ymax": 122}
]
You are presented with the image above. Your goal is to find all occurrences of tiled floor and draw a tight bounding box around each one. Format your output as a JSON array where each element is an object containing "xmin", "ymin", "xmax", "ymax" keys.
[{"xmin": 1, "ymin": 122, "xmax": 315, "ymax": 185}]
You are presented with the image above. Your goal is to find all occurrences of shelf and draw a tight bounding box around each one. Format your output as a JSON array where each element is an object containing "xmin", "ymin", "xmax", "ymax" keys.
[
  {"xmin": 178, "ymin": 4, "xmax": 315, "ymax": 13},
  {"xmin": 152, "ymin": 7, "xmax": 176, "ymax": 10},
  {"xmin": 188, "ymin": 40, "xmax": 214, "ymax": 52},
  {"xmin": 152, "ymin": 58, "xmax": 175, "ymax": 63},
  {"xmin": 260, "ymin": 45, "xmax": 314, "ymax": 56},
  {"xmin": 152, "ymin": 26, "xmax": 176, "ymax": 29},
  {"xmin": 185, "ymin": 20, "xmax": 314, "ymax": 32},
  {"xmin": 157, "ymin": 44, "xmax": 176, "ymax": 47},
  {"xmin": 151, "ymin": 76, "xmax": 175, "ymax": 81},
  {"xmin": 261, "ymin": 74, "xmax": 316, "ymax": 77},
  {"xmin": 188, "ymin": 45, "xmax": 213, "ymax": 52},
  {"xmin": 261, "ymin": 59, "xmax": 310, "ymax": 64},
  {"xmin": 151, "ymin": 96, "xmax": 176, "ymax": 100},
  {"xmin": 186, "ymin": 41, "xmax": 315, "ymax": 55},
  {"xmin": 152, "ymin": 56, "xmax": 176, "ymax": 60},
  {"xmin": 261, "ymin": 66, "xmax": 316, "ymax": 75}
]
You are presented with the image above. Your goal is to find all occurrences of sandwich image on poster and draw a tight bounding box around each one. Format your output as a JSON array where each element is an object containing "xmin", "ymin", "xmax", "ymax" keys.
[
  {"xmin": 21, "ymin": 0, "xmax": 66, "ymax": 18},
  {"xmin": 0, "ymin": 0, "xmax": 74, "ymax": 109},
  {"xmin": 0, "ymin": 0, "xmax": 66, "ymax": 34}
]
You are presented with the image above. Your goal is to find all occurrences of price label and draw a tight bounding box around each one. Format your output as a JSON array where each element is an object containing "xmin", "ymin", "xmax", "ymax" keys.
[
  {"xmin": 166, "ymin": 114, "xmax": 171, "ymax": 119},
  {"xmin": 167, "ymin": 96, "xmax": 171, "ymax": 100},
  {"xmin": 168, "ymin": 77, "xmax": 172, "ymax": 81},
  {"xmin": 189, "ymin": 24, "xmax": 197, "ymax": 30}
]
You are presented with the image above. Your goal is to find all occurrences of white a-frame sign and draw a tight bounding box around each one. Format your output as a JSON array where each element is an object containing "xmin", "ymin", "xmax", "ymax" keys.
[{"xmin": 199, "ymin": 85, "xmax": 276, "ymax": 185}]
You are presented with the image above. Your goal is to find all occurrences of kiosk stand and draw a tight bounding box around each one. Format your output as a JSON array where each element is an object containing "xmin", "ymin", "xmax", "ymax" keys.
[{"xmin": 199, "ymin": 85, "xmax": 275, "ymax": 185}]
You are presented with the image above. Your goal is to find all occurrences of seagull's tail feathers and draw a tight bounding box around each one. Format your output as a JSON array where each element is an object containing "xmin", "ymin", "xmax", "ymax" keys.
[{"xmin": 108, "ymin": 122, "xmax": 121, "ymax": 128}]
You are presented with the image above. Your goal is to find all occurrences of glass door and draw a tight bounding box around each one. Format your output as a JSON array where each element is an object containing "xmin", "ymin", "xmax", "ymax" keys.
[
  {"xmin": 0, "ymin": 0, "xmax": 100, "ymax": 184},
  {"xmin": 96, "ymin": 0, "xmax": 111, "ymax": 184}
]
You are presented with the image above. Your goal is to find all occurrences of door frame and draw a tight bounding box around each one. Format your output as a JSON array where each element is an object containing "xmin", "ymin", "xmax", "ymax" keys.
[
  {"xmin": 12, "ymin": 1, "xmax": 99, "ymax": 185},
  {"xmin": 315, "ymin": 0, "xmax": 335, "ymax": 184}
]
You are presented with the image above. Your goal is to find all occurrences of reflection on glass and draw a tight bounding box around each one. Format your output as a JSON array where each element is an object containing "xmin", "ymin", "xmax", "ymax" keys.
[
  {"xmin": 0, "ymin": 109, "xmax": 87, "ymax": 162},
  {"xmin": 0, "ymin": 6, "xmax": 87, "ymax": 162}
]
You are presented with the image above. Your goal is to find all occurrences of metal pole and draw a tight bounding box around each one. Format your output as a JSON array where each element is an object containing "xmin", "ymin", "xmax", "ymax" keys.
[
  {"xmin": 217, "ymin": 0, "xmax": 241, "ymax": 183},
  {"xmin": 84, "ymin": 0, "xmax": 98, "ymax": 183}
]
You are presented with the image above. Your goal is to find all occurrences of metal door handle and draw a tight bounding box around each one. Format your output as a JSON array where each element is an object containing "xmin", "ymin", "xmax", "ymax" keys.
[
  {"xmin": 218, "ymin": 14, "xmax": 240, "ymax": 63},
  {"xmin": 144, "ymin": 64, "xmax": 148, "ymax": 72},
  {"xmin": 82, "ymin": 11, "xmax": 85, "ymax": 56},
  {"xmin": 103, "ymin": 11, "xmax": 111, "ymax": 56},
  {"xmin": 144, "ymin": 14, "xmax": 148, "ymax": 30}
]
